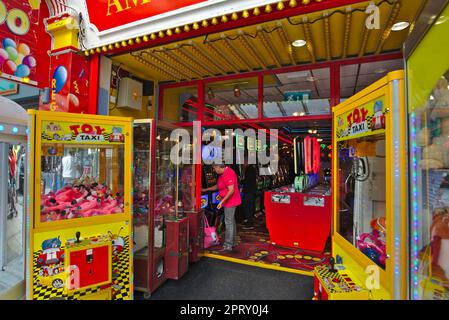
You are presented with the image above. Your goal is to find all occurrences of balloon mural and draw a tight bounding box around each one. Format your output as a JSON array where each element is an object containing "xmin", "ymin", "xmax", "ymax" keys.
[{"xmin": 0, "ymin": 37, "xmax": 37, "ymax": 79}]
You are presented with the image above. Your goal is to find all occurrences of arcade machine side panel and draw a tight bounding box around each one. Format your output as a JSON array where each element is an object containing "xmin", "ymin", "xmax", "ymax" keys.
[
  {"xmin": 407, "ymin": 6, "xmax": 449, "ymax": 300},
  {"xmin": 132, "ymin": 120, "xmax": 154, "ymax": 293},
  {"xmin": 332, "ymin": 77, "xmax": 394, "ymax": 300},
  {"xmin": 27, "ymin": 111, "xmax": 133, "ymax": 300}
]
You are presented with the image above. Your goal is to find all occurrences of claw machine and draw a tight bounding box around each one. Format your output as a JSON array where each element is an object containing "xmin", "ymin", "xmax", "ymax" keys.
[
  {"xmin": 26, "ymin": 110, "xmax": 133, "ymax": 300},
  {"xmin": 133, "ymin": 120, "xmax": 198, "ymax": 297},
  {"xmin": 406, "ymin": 1, "xmax": 449, "ymax": 300},
  {"xmin": 327, "ymin": 71, "xmax": 407, "ymax": 300}
]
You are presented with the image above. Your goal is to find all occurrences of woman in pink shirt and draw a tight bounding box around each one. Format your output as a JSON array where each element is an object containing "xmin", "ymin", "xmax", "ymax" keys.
[{"xmin": 202, "ymin": 164, "xmax": 241, "ymax": 252}]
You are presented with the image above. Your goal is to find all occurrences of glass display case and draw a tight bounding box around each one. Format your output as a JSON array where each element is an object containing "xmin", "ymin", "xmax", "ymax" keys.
[
  {"xmin": 332, "ymin": 71, "xmax": 407, "ymax": 300},
  {"xmin": 407, "ymin": 3, "xmax": 449, "ymax": 300},
  {"xmin": 133, "ymin": 120, "xmax": 197, "ymax": 296},
  {"xmin": 27, "ymin": 111, "xmax": 133, "ymax": 300},
  {"xmin": 0, "ymin": 114, "xmax": 27, "ymax": 300}
]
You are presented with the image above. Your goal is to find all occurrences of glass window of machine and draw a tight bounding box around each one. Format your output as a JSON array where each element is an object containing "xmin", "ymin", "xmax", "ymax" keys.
[
  {"xmin": 410, "ymin": 70, "xmax": 449, "ymax": 299},
  {"xmin": 336, "ymin": 107, "xmax": 387, "ymax": 270},
  {"xmin": 39, "ymin": 124, "xmax": 125, "ymax": 223}
]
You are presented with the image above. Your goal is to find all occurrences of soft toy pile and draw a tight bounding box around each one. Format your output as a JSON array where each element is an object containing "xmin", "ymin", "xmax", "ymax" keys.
[
  {"xmin": 357, "ymin": 217, "xmax": 387, "ymax": 269},
  {"xmin": 41, "ymin": 183, "xmax": 124, "ymax": 222}
]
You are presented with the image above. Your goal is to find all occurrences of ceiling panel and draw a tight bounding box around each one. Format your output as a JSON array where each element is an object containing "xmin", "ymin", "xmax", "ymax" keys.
[{"xmin": 112, "ymin": 0, "xmax": 425, "ymax": 86}]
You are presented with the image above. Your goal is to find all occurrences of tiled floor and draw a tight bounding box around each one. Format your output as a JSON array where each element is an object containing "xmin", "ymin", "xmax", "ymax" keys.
[{"xmin": 205, "ymin": 213, "xmax": 331, "ymax": 273}]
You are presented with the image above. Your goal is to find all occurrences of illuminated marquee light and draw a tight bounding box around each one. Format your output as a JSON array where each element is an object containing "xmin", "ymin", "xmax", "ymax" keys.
[{"xmin": 410, "ymin": 112, "xmax": 420, "ymax": 300}]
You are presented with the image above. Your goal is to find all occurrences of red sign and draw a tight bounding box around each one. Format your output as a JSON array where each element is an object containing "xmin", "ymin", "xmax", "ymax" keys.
[
  {"xmin": 40, "ymin": 52, "xmax": 90, "ymax": 114},
  {"xmin": 0, "ymin": 0, "xmax": 40, "ymax": 85},
  {"xmin": 85, "ymin": 0, "xmax": 206, "ymax": 32}
]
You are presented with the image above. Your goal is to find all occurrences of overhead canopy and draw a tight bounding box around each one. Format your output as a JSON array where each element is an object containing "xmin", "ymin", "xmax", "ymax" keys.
[
  {"xmin": 113, "ymin": 0, "xmax": 425, "ymax": 82},
  {"xmin": 0, "ymin": 96, "xmax": 28, "ymax": 126}
]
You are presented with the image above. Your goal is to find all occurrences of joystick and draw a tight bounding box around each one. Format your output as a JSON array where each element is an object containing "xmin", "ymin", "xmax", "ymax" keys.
[
  {"xmin": 329, "ymin": 257, "xmax": 337, "ymax": 273},
  {"xmin": 75, "ymin": 231, "xmax": 81, "ymax": 243}
]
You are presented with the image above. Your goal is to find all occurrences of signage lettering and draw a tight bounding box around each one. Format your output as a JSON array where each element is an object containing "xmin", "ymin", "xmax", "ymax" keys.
[
  {"xmin": 107, "ymin": 0, "xmax": 152, "ymax": 16},
  {"xmin": 86, "ymin": 0, "xmax": 206, "ymax": 32},
  {"xmin": 69, "ymin": 125, "xmax": 106, "ymax": 135},
  {"xmin": 347, "ymin": 108, "xmax": 368, "ymax": 127}
]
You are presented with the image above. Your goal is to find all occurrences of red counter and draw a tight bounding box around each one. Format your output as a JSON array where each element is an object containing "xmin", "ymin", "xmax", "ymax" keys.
[{"xmin": 264, "ymin": 187, "xmax": 331, "ymax": 252}]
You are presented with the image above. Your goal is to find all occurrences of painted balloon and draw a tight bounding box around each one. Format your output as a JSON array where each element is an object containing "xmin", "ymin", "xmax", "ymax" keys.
[
  {"xmin": 17, "ymin": 43, "xmax": 30, "ymax": 56},
  {"xmin": 0, "ymin": 49, "xmax": 8, "ymax": 66},
  {"xmin": 22, "ymin": 55, "xmax": 37, "ymax": 68},
  {"xmin": 54, "ymin": 94, "xmax": 70, "ymax": 112},
  {"xmin": 15, "ymin": 64, "xmax": 30, "ymax": 78},
  {"xmin": 67, "ymin": 93, "xmax": 80, "ymax": 110},
  {"xmin": 3, "ymin": 60, "xmax": 17, "ymax": 74},
  {"xmin": 52, "ymin": 66, "xmax": 68, "ymax": 93},
  {"xmin": 6, "ymin": 47, "xmax": 18, "ymax": 61},
  {"xmin": 15, "ymin": 53, "xmax": 25, "ymax": 65},
  {"xmin": 2, "ymin": 38, "xmax": 16, "ymax": 49}
]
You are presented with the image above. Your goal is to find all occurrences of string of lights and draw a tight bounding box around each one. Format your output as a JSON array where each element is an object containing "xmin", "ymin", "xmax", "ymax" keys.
[{"xmin": 143, "ymin": 0, "xmax": 394, "ymax": 55}]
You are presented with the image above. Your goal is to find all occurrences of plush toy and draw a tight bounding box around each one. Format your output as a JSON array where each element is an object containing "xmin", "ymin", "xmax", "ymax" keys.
[
  {"xmin": 357, "ymin": 217, "xmax": 387, "ymax": 268},
  {"xmin": 41, "ymin": 182, "xmax": 123, "ymax": 221},
  {"xmin": 429, "ymin": 208, "xmax": 449, "ymax": 286},
  {"xmin": 430, "ymin": 77, "xmax": 449, "ymax": 120}
]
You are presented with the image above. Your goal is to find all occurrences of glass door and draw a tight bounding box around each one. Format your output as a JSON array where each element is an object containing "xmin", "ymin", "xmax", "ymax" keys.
[{"xmin": 0, "ymin": 142, "xmax": 26, "ymax": 297}]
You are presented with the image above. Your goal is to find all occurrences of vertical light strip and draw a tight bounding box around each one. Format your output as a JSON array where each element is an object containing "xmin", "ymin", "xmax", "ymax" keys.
[
  {"xmin": 392, "ymin": 80, "xmax": 403, "ymax": 300},
  {"xmin": 410, "ymin": 110, "xmax": 420, "ymax": 300}
]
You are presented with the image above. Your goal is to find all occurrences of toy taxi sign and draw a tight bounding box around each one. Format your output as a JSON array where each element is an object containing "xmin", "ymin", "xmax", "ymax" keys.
[
  {"xmin": 336, "ymin": 97, "xmax": 386, "ymax": 142},
  {"xmin": 41, "ymin": 121, "xmax": 126, "ymax": 144}
]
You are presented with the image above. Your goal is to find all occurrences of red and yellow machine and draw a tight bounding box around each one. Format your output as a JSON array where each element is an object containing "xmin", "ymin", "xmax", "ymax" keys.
[
  {"xmin": 318, "ymin": 71, "xmax": 408, "ymax": 300},
  {"xmin": 26, "ymin": 110, "xmax": 133, "ymax": 300}
]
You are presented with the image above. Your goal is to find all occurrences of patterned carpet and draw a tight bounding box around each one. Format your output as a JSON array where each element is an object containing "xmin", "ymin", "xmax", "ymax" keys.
[{"xmin": 204, "ymin": 213, "xmax": 331, "ymax": 273}]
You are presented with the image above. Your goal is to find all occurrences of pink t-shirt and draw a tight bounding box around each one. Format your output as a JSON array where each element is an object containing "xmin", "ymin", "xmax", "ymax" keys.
[{"xmin": 217, "ymin": 167, "xmax": 242, "ymax": 208}]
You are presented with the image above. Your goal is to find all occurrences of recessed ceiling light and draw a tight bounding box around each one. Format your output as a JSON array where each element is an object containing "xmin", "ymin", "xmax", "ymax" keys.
[
  {"xmin": 292, "ymin": 39, "xmax": 307, "ymax": 47},
  {"xmin": 436, "ymin": 15, "xmax": 449, "ymax": 25},
  {"xmin": 392, "ymin": 21, "xmax": 410, "ymax": 31},
  {"xmin": 375, "ymin": 68, "xmax": 387, "ymax": 74}
]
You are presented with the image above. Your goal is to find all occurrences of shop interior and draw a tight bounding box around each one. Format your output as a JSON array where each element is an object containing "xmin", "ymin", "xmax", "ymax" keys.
[{"xmin": 98, "ymin": 0, "xmax": 425, "ymax": 297}]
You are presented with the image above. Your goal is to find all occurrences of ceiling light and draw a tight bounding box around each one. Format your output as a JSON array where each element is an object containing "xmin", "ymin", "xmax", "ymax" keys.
[
  {"xmin": 292, "ymin": 39, "xmax": 307, "ymax": 47},
  {"xmin": 207, "ymin": 88, "xmax": 215, "ymax": 99},
  {"xmin": 436, "ymin": 15, "xmax": 449, "ymax": 25},
  {"xmin": 375, "ymin": 68, "xmax": 387, "ymax": 74},
  {"xmin": 234, "ymin": 85, "xmax": 241, "ymax": 97},
  {"xmin": 391, "ymin": 21, "xmax": 410, "ymax": 31},
  {"xmin": 293, "ymin": 112, "xmax": 299, "ymax": 116}
]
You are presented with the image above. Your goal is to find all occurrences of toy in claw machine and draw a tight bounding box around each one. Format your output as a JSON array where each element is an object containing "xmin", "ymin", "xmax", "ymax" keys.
[
  {"xmin": 27, "ymin": 110, "xmax": 133, "ymax": 300},
  {"xmin": 332, "ymin": 71, "xmax": 407, "ymax": 300}
]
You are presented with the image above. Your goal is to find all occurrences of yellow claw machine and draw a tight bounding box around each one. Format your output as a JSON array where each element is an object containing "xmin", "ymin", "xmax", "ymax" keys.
[
  {"xmin": 26, "ymin": 110, "xmax": 133, "ymax": 300},
  {"xmin": 327, "ymin": 71, "xmax": 407, "ymax": 300},
  {"xmin": 406, "ymin": 1, "xmax": 449, "ymax": 300}
]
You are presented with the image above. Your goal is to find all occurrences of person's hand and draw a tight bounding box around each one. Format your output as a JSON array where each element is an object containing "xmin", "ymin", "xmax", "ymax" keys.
[
  {"xmin": 201, "ymin": 188, "xmax": 207, "ymax": 193},
  {"xmin": 217, "ymin": 201, "xmax": 223, "ymax": 210}
]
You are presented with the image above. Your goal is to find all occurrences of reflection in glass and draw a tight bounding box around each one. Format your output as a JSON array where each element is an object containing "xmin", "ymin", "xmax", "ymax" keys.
[
  {"xmin": 263, "ymin": 69, "xmax": 331, "ymax": 118},
  {"xmin": 133, "ymin": 123, "xmax": 151, "ymax": 255},
  {"xmin": 1, "ymin": 143, "xmax": 26, "ymax": 296},
  {"xmin": 40, "ymin": 145, "xmax": 124, "ymax": 223},
  {"xmin": 337, "ymin": 135, "xmax": 387, "ymax": 269},
  {"xmin": 410, "ymin": 71, "xmax": 449, "ymax": 299}
]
